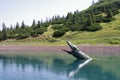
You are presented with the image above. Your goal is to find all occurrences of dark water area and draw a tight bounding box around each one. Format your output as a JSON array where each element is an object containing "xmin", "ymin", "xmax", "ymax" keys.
[{"xmin": 0, "ymin": 51, "xmax": 120, "ymax": 80}]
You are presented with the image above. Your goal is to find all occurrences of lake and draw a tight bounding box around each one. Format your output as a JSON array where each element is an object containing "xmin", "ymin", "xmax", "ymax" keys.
[{"xmin": 0, "ymin": 51, "xmax": 120, "ymax": 80}]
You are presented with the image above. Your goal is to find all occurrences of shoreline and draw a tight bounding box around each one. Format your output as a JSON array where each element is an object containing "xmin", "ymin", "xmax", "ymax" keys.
[{"xmin": 0, "ymin": 45, "xmax": 120, "ymax": 54}]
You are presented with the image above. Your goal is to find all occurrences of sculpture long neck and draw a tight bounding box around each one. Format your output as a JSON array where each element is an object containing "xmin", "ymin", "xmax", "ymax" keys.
[{"xmin": 66, "ymin": 41, "xmax": 92, "ymax": 60}]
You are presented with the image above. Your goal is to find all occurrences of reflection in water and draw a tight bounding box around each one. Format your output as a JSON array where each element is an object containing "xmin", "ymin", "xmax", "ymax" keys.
[
  {"xmin": 67, "ymin": 59, "xmax": 92, "ymax": 77},
  {"xmin": 73, "ymin": 62, "xmax": 119, "ymax": 80},
  {"xmin": 0, "ymin": 54, "xmax": 120, "ymax": 80},
  {"xmin": 0, "ymin": 55, "xmax": 44, "ymax": 71}
]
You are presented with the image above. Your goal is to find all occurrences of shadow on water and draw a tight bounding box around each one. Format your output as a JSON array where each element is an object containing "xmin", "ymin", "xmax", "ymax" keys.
[{"xmin": 0, "ymin": 54, "xmax": 120, "ymax": 80}]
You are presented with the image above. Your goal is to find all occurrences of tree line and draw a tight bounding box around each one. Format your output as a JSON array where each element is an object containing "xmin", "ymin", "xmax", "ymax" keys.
[{"xmin": 0, "ymin": 20, "xmax": 48, "ymax": 40}]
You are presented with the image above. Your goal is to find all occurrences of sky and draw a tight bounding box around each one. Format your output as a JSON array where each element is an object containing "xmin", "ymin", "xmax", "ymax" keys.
[{"xmin": 0, "ymin": 0, "xmax": 98, "ymax": 29}]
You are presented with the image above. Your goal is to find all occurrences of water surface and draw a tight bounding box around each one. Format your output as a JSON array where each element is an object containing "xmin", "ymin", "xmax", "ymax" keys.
[{"xmin": 0, "ymin": 51, "xmax": 120, "ymax": 80}]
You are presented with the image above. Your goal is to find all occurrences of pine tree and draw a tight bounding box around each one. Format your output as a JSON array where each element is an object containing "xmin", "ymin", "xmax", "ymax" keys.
[
  {"xmin": 21, "ymin": 21, "xmax": 26, "ymax": 29},
  {"xmin": 10, "ymin": 25, "xmax": 14, "ymax": 30},
  {"xmin": 37, "ymin": 20, "xmax": 41, "ymax": 28},
  {"xmin": 2, "ymin": 23, "xmax": 7, "ymax": 40},
  {"xmin": 91, "ymin": 10, "xmax": 96, "ymax": 24},
  {"xmin": 16, "ymin": 22, "xmax": 19, "ymax": 29},
  {"xmin": 106, "ymin": 10, "xmax": 113, "ymax": 19},
  {"xmin": 106, "ymin": 10, "xmax": 113, "ymax": 22},
  {"xmin": 88, "ymin": 13, "xmax": 93, "ymax": 26},
  {"xmin": 32, "ymin": 20, "xmax": 36, "ymax": 27}
]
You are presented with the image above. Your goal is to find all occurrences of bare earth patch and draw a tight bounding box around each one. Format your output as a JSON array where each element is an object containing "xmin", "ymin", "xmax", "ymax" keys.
[{"xmin": 0, "ymin": 45, "xmax": 120, "ymax": 55}]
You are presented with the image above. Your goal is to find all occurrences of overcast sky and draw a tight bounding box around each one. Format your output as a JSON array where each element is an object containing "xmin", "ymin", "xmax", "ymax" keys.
[{"xmin": 0, "ymin": 0, "xmax": 98, "ymax": 29}]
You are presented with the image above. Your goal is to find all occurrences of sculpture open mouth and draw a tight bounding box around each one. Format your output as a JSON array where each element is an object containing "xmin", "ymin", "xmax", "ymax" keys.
[{"xmin": 63, "ymin": 41, "xmax": 92, "ymax": 60}]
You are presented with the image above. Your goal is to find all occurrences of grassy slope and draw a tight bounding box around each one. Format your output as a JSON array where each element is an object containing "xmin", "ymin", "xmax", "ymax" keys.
[{"xmin": 60, "ymin": 12, "xmax": 120, "ymax": 45}]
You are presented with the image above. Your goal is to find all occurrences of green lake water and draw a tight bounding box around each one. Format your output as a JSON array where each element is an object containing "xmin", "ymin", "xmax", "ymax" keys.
[{"xmin": 0, "ymin": 51, "xmax": 120, "ymax": 80}]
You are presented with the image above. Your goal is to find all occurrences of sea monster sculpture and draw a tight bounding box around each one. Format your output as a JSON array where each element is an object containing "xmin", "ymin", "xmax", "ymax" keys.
[
  {"xmin": 63, "ymin": 41, "xmax": 92, "ymax": 60},
  {"xmin": 63, "ymin": 41, "xmax": 92, "ymax": 77}
]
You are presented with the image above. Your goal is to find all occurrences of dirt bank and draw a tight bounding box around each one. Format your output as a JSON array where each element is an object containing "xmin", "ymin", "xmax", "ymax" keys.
[{"xmin": 0, "ymin": 45, "xmax": 120, "ymax": 54}]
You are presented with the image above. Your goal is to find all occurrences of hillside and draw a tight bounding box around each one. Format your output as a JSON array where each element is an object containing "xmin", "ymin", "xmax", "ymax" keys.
[{"xmin": 0, "ymin": 0, "xmax": 120, "ymax": 45}]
